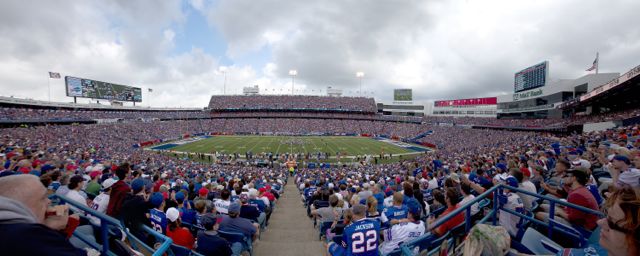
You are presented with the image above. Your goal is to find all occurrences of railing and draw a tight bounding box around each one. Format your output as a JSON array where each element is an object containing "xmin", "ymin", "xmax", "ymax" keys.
[
  {"xmin": 399, "ymin": 184, "xmax": 605, "ymax": 255},
  {"xmin": 50, "ymin": 194, "xmax": 173, "ymax": 256}
]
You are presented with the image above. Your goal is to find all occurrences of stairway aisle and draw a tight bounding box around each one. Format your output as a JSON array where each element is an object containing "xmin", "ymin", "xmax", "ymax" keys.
[{"xmin": 254, "ymin": 177, "xmax": 326, "ymax": 256}]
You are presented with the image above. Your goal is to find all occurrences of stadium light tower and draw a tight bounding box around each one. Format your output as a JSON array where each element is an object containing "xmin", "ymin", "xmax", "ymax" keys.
[
  {"xmin": 356, "ymin": 72, "xmax": 364, "ymax": 96},
  {"xmin": 219, "ymin": 67, "xmax": 228, "ymax": 95},
  {"xmin": 289, "ymin": 69, "xmax": 297, "ymax": 95}
]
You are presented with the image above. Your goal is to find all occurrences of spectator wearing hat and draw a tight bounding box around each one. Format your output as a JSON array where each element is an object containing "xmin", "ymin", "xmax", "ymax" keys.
[
  {"xmin": 536, "ymin": 168, "xmax": 599, "ymax": 230},
  {"xmin": 88, "ymin": 178, "xmax": 117, "ymax": 226},
  {"xmin": 499, "ymin": 176, "xmax": 524, "ymax": 236},
  {"xmin": 120, "ymin": 178, "xmax": 152, "ymax": 241},
  {"xmin": 149, "ymin": 192, "xmax": 167, "ymax": 234},
  {"xmin": 511, "ymin": 168, "xmax": 536, "ymax": 211},
  {"xmin": 106, "ymin": 163, "xmax": 131, "ymax": 218},
  {"xmin": 380, "ymin": 199, "xmax": 426, "ymax": 255},
  {"xmin": 219, "ymin": 201, "xmax": 259, "ymax": 241},
  {"xmin": 194, "ymin": 187, "xmax": 214, "ymax": 213},
  {"xmin": 195, "ymin": 214, "xmax": 232, "ymax": 256},
  {"xmin": 85, "ymin": 171, "xmax": 102, "ymax": 198},
  {"xmin": 0, "ymin": 175, "xmax": 90, "ymax": 255},
  {"xmin": 166, "ymin": 207, "xmax": 195, "ymax": 250},
  {"xmin": 610, "ymin": 155, "xmax": 640, "ymax": 189},
  {"xmin": 239, "ymin": 193, "xmax": 261, "ymax": 224},
  {"xmin": 174, "ymin": 191, "xmax": 197, "ymax": 225}
]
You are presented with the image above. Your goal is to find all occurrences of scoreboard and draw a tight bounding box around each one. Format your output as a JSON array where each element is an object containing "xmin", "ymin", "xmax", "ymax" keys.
[
  {"xmin": 394, "ymin": 89, "xmax": 412, "ymax": 101},
  {"xmin": 514, "ymin": 61, "xmax": 548, "ymax": 93},
  {"xmin": 65, "ymin": 76, "xmax": 142, "ymax": 102}
]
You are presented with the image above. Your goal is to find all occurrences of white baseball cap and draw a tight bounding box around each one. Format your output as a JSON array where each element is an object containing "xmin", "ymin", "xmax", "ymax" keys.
[
  {"xmin": 166, "ymin": 207, "xmax": 180, "ymax": 222},
  {"xmin": 102, "ymin": 178, "xmax": 117, "ymax": 190}
]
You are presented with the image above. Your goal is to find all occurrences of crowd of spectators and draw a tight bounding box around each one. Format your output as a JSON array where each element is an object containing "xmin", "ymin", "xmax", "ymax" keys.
[
  {"xmin": 1, "ymin": 103, "xmax": 640, "ymax": 255},
  {"xmin": 296, "ymin": 121, "xmax": 640, "ymax": 255},
  {"xmin": 208, "ymin": 95, "xmax": 377, "ymax": 112},
  {"xmin": 0, "ymin": 107, "xmax": 207, "ymax": 121}
]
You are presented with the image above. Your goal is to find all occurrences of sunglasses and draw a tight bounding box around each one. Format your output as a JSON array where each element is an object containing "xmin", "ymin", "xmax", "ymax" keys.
[{"xmin": 606, "ymin": 217, "xmax": 632, "ymax": 234}]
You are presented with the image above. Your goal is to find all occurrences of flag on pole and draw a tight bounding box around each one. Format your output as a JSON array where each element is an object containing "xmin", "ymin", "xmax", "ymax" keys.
[
  {"xmin": 586, "ymin": 53, "xmax": 598, "ymax": 72},
  {"xmin": 48, "ymin": 72, "xmax": 61, "ymax": 79}
]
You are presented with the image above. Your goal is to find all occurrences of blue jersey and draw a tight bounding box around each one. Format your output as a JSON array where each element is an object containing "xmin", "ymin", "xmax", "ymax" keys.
[
  {"xmin": 304, "ymin": 186, "xmax": 317, "ymax": 200},
  {"xmin": 149, "ymin": 208, "xmax": 167, "ymax": 234},
  {"xmin": 381, "ymin": 205, "xmax": 408, "ymax": 224},
  {"xmin": 342, "ymin": 218, "xmax": 381, "ymax": 256}
]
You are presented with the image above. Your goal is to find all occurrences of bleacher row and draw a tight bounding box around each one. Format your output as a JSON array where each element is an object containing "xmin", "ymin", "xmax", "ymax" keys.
[
  {"xmin": 293, "ymin": 122, "xmax": 640, "ymax": 255},
  {"xmin": 41, "ymin": 166, "xmax": 288, "ymax": 256}
]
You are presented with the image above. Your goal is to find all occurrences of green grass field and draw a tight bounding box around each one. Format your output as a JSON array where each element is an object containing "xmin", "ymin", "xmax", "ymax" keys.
[{"xmin": 168, "ymin": 136, "xmax": 415, "ymax": 156}]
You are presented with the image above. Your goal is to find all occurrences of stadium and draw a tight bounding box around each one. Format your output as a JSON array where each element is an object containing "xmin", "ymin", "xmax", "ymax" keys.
[{"xmin": 1, "ymin": 2, "xmax": 640, "ymax": 256}]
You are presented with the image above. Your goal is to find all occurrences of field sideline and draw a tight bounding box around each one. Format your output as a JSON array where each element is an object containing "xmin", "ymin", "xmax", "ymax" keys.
[{"xmin": 163, "ymin": 135, "xmax": 421, "ymax": 157}]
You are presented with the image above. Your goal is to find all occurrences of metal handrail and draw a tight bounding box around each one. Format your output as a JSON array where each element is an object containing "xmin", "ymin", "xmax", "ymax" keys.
[
  {"xmin": 399, "ymin": 183, "xmax": 604, "ymax": 255},
  {"xmin": 51, "ymin": 194, "xmax": 173, "ymax": 256}
]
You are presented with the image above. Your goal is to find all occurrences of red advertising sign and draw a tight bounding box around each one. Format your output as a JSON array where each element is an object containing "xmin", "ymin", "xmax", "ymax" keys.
[{"xmin": 434, "ymin": 97, "xmax": 497, "ymax": 107}]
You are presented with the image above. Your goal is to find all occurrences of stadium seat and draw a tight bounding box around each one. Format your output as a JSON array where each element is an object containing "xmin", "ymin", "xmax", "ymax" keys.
[
  {"xmin": 520, "ymin": 227, "xmax": 561, "ymax": 255},
  {"xmin": 547, "ymin": 219, "xmax": 586, "ymax": 248},
  {"xmin": 318, "ymin": 221, "xmax": 333, "ymax": 240},
  {"xmin": 400, "ymin": 231, "xmax": 450, "ymax": 255},
  {"xmin": 169, "ymin": 244, "xmax": 203, "ymax": 256},
  {"xmin": 218, "ymin": 230, "xmax": 253, "ymax": 256}
]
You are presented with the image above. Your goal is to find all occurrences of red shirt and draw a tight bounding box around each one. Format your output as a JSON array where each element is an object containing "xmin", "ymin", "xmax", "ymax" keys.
[
  {"xmin": 566, "ymin": 186, "xmax": 598, "ymax": 230},
  {"xmin": 166, "ymin": 227, "xmax": 195, "ymax": 249},
  {"xmin": 263, "ymin": 192, "xmax": 276, "ymax": 202},
  {"xmin": 435, "ymin": 205, "xmax": 465, "ymax": 237}
]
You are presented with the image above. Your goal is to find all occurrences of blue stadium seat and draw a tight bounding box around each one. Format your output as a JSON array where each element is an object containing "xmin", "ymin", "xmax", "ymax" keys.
[
  {"xmin": 318, "ymin": 221, "xmax": 333, "ymax": 240},
  {"xmin": 520, "ymin": 227, "xmax": 561, "ymax": 255},
  {"xmin": 169, "ymin": 244, "xmax": 204, "ymax": 256},
  {"xmin": 218, "ymin": 230, "xmax": 253, "ymax": 256},
  {"xmin": 400, "ymin": 231, "xmax": 450, "ymax": 255}
]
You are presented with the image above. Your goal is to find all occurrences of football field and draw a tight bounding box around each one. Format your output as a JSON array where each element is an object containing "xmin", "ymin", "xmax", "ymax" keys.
[{"xmin": 164, "ymin": 135, "xmax": 420, "ymax": 156}]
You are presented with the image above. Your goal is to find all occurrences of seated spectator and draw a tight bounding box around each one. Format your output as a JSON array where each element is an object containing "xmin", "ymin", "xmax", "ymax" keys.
[
  {"xmin": 88, "ymin": 178, "xmax": 116, "ymax": 225},
  {"xmin": 429, "ymin": 189, "xmax": 446, "ymax": 215},
  {"xmin": 106, "ymin": 164, "xmax": 131, "ymax": 218},
  {"xmin": 149, "ymin": 192, "xmax": 167, "ymax": 234},
  {"xmin": 380, "ymin": 192, "xmax": 409, "ymax": 226},
  {"xmin": 365, "ymin": 196, "xmax": 380, "ymax": 218},
  {"xmin": 166, "ymin": 207, "xmax": 195, "ymax": 250},
  {"xmin": 195, "ymin": 214, "xmax": 232, "ymax": 256},
  {"xmin": 311, "ymin": 195, "xmax": 343, "ymax": 223},
  {"xmin": 327, "ymin": 204, "xmax": 381, "ymax": 256},
  {"xmin": 459, "ymin": 183, "xmax": 480, "ymax": 216},
  {"xmin": 610, "ymin": 155, "xmax": 640, "ymax": 190},
  {"xmin": 0, "ymin": 175, "xmax": 89, "ymax": 255},
  {"xmin": 596, "ymin": 186, "xmax": 639, "ymax": 256},
  {"xmin": 536, "ymin": 168, "xmax": 599, "ymax": 231},
  {"xmin": 499, "ymin": 177, "xmax": 524, "ymax": 236},
  {"xmin": 380, "ymin": 199, "xmax": 426, "ymax": 255},
  {"xmin": 214, "ymin": 189, "xmax": 231, "ymax": 215},
  {"xmin": 239, "ymin": 194, "xmax": 261, "ymax": 224},
  {"xmin": 219, "ymin": 202, "xmax": 259, "ymax": 241},
  {"xmin": 428, "ymin": 187, "xmax": 464, "ymax": 237},
  {"xmin": 120, "ymin": 178, "xmax": 151, "ymax": 240},
  {"xmin": 66, "ymin": 175, "xmax": 89, "ymax": 214},
  {"xmin": 512, "ymin": 168, "xmax": 536, "ymax": 211}
]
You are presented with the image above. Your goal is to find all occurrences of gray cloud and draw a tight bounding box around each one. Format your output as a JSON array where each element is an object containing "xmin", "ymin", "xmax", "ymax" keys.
[
  {"xmin": 1, "ymin": 0, "xmax": 640, "ymax": 108},
  {"xmin": 205, "ymin": 0, "xmax": 640, "ymax": 102}
]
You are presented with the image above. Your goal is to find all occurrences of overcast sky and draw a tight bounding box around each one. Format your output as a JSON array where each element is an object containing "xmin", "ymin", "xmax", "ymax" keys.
[{"xmin": 1, "ymin": 0, "xmax": 639, "ymax": 107}]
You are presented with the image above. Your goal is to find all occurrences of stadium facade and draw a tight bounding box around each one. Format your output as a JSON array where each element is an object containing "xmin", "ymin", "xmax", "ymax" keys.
[
  {"xmin": 497, "ymin": 73, "xmax": 619, "ymax": 119},
  {"xmin": 430, "ymin": 97, "xmax": 497, "ymax": 117}
]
